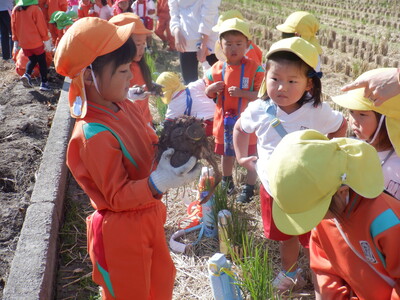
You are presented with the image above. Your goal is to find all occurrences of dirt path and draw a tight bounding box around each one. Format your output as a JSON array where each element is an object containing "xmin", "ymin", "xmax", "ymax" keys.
[{"xmin": 0, "ymin": 60, "xmax": 64, "ymax": 298}]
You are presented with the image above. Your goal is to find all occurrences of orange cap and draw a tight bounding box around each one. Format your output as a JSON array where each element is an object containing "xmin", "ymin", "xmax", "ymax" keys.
[
  {"xmin": 109, "ymin": 12, "xmax": 152, "ymax": 35},
  {"xmin": 54, "ymin": 17, "xmax": 135, "ymax": 118}
]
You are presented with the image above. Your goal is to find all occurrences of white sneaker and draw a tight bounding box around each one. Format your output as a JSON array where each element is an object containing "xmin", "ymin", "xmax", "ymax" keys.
[{"xmin": 272, "ymin": 269, "xmax": 306, "ymax": 293}]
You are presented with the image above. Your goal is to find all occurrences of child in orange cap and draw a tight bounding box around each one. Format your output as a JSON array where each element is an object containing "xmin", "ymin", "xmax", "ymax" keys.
[
  {"xmin": 54, "ymin": 17, "xmax": 200, "ymax": 299},
  {"xmin": 205, "ymin": 18, "xmax": 264, "ymax": 203},
  {"xmin": 233, "ymin": 37, "xmax": 347, "ymax": 293},
  {"xmin": 11, "ymin": 0, "xmax": 53, "ymax": 91},
  {"xmin": 266, "ymin": 129, "xmax": 400, "ymax": 299},
  {"xmin": 131, "ymin": 0, "xmax": 155, "ymax": 49},
  {"xmin": 109, "ymin": 12, "xmax": 157, "ymax": 125}
]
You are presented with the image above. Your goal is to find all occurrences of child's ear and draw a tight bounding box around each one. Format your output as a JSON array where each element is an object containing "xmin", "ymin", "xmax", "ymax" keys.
[
  {"xmin": 305, "ymin": 77, "xmax": 313, "ymax": 91},
  {"xmin": 83, "ymin": 68, "xmax": 93, "ymax": 85}
]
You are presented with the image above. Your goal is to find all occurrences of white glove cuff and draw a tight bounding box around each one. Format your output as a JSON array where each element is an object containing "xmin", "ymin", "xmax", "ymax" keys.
[{"xmin": 149, "ymin": 171, "xmax": 167, "ymax": 194}]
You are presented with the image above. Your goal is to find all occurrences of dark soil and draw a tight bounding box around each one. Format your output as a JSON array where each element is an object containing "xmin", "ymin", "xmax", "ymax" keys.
[{"xmin": 0, "ymin": 59, "xmax": 64, "ymax": 298}]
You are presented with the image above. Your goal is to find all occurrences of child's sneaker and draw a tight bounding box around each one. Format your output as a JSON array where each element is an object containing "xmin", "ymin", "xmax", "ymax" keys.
[
  {"xmin": 221, "ymin": 178, "xmax": 235, "ymax": 195},
  {"xmin": 272, "ymin": 269, "xmax": 306, "ymax": 293},
  {"xmin": 21, "ymin": 73, "xmax": 33, "ymax": 88},
  {"xmin": 236, "ymin": 184, "xmax": 255, "ymax": 203},
  {"xmin": 40, "ymin": 82, "xmax": 51, "ymax": 91}
]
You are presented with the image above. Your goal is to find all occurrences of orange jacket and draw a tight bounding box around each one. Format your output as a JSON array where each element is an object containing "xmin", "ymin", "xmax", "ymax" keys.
[
  {"xmin": 246, "ymin": 42, "xmax": 263, "ymax": 66},
  {"xmin": 47, "ymin": 0, "xmax": 67, "ymax": 19},
  {"xmin": 156, "ymin": 0, "xmax": 170, "ymax": 19},
  {"xmin": 310, "ymin": 191, "xmax": 400, "ymax": 299},
  {"xmin": 38, "ymin": 0, "xmax": 49, "ymax": 22},
  {"xmin": 77, "ymin": 2, "xmax": 97, "ymax": 18},
  {"xmin": 130, "ymin": 61, "xmax": 153, "ymax": 125},
  {"xmin": 11, "ymin": 5, "xmax": 50, "ymax": 49},
  {"xmin": 205, "ymin": 58, "xmax": 264, "ymax": 145}
]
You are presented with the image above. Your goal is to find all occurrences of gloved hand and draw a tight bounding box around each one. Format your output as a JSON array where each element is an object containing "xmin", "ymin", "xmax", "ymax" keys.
[
  {"xmin": 44, "ymin": 40, "xmax": 52, "ymax": 52},
  {"xmin": 127, "ymin": 84, "xmax": 150, "ymax": 102},
  {"xmin": 13, "ymin": 41, "xmax": 20, "ymax": 54},
  {"xmin": 150, "ymin": 148, "xmax": 201, "ymax": 194}
]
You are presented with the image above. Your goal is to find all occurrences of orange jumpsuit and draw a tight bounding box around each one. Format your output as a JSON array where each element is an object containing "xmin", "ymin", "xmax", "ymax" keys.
[
  {"xmin": 47, "ymin": 0, "xmax": 68, "ymax": 45},
  {"xmin": 245, "ymin": 42, "xmax": 263, "ymax": 66},
  {"xmin": 67, "ymin": 100, "xmax": 175, "ymax": 299},
  {"xmin": 130, "ymin": 61, "xmax": 153, "ymax": 125},
  {"xmin": 205, "ymin": 57, "xmax": 264, "ymax": 146},
  {"xmin": 77, "ymin": 2, "xmax": 97, "ymax": 18},
  {"xmin": 310, "ymin": 191, "xmax": 400, "ymax": 299},
  {"xmin": 154, "ymin": 0, "xmax": 175, "ymax": 50},
  {"xmin": 11, "ymin": 5, "xmax": 50, "ymax": 50}
]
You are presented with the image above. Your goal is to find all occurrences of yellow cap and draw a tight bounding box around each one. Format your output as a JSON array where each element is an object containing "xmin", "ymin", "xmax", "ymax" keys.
[
  {"xmin": 212, "ymin": 10, "xmax": 244, "ymax": 32},
  {"xmin": 218, "ymin": 18, "xmax": 251, "ymax": 40},
  {"xmin": 266, "ymin": 37, "xmax": 318, "ymax": 70},
  {"xmin": 267, "ymin": 130, "xmax": 384, "ymax": 235},
  {"xmin": 155, "ymin": 72, "xmax": 186, "ymax": 104},
  {"xmin": 332, "ymin": 68, "xmax": 400, "ymax": 155},
  {"xmin": 276, "ymin": 11, "xmax": 322, "ymax": 54}
]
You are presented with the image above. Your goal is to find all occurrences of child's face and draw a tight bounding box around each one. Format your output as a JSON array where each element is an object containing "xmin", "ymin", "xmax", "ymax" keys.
[
  {"xmin": 349, "ymin": 110, "xmax": 378, "ymax": 142},
  {"xmin": 118, "ymin": 0, "xmax": 129, "ymax": 11},
  {"xmin": 220, "ymin": 33, "xmax": 250, "ymax": 65},
  {"xmin": 132, "ymin": 34, "xmax": 147, "ymax": 62},
  {"xmin": 97, "ymin": 62, "xmax": 133, "ymax": 103},
  {"xmin": 266, "ymin": 60, "xmax": 312, "ymax": 114}
]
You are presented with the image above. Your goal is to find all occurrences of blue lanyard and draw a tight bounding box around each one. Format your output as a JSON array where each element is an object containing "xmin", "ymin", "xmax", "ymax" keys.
[
  {"xmin": 184, "ymin": 88, "xmax": 193, "ymax": 116},
  {"xmin": 221, "ymin": 62, "xmax": 245, "ymax": 113}
]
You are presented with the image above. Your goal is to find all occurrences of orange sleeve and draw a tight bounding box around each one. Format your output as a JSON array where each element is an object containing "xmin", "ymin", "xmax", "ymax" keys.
[
  {"xmin": 34, "ymin": 7, "xmax": 51, "ymax": 42},
  {"xmin": 252, "ymin": 66, "xmax": 264, "ymax": 92},
  {"xmin": 310, "ymin": 229, "xmax": 355, "ymax": 300}
]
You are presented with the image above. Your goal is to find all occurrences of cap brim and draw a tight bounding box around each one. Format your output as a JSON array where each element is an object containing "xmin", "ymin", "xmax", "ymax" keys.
[
  {"xmin": 69, "ymin": 71, "xmax": 87, "ymax": 118},
  {"xmin": 214, "ymin": 41, "xmax": 227, "ymax": 62},
  {"xmin": 106, "ymin": 22, "xmax": 136, "ymax": 55},
  {"xmin": 386, "ymin": 117, "xmax": 400, "ymax": 156},
  {"xmin": 331, "ymin": 89, "xmax": 373, "ymax": 111},
  {"xmin": 276, "ymin": 24, "xmax": 294, "ymax": 33},
  {"xmin": 272, "ymin": 191, "xmax": 332, "ymax": 236}
]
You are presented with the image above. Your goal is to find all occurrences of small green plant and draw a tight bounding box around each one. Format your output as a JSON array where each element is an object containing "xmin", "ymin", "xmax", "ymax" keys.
[
  {"xmin": 230, "ymin": 234, "xmax": 278, "ymax": 299},
  {"xmin": 145, "ymin": 52, "xmax": 167, "ymax": 120}
]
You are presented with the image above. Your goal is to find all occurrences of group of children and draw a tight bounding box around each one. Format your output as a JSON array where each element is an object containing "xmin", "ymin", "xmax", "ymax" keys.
[
  {"xmin": 9, "ymin": 0, "xmax": 174, "ymax": 92},
  {"xmin": 28, "ymin": 3, "xmax": 400, "ymax": 299}
]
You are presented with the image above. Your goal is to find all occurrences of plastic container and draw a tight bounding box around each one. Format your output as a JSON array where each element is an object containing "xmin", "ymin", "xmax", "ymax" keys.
[
  {"xmin": 199, "ymin": 167, "xmax": 217, "ymax": 238},
  {"xmin": 208, "ymin": 253, "xmax": 242, "ymax": 300},
  {"xmin": 218, "ymin": 210, "xmax": 232, "ymax": 255}
]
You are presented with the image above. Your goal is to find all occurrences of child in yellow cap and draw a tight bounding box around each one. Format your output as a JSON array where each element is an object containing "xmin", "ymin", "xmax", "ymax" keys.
[
  {"xmin": 333, "ymin": 68, "xmax": 400, "ymax": 200},
  {"xmin": 277, "ymin": 11, "xmax": 322, "ymax": 71},
  {"xmin": 204, "ymin": 17, "xmax": 264, "ymax": 203},
  {"xmin": 54, "ymin": 17, "xmax": 200, "ymax": 299},
  {"xmin": 266, "ymin": 129, "xmax": 400, "ymax": 299},
  {"xmin": 156, "ymin": 71, "xmax": 216, "ymax": 136},
  {"xmin": 212, "ymin": 10, "xmax": 263, "ymax": 65},
  {"xmin": 233, "ymin": 37, "xmax": 347, "ymax": 292}
]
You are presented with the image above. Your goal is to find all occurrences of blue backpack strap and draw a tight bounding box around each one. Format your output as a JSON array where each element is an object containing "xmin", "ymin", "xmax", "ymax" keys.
[
  {"xmin": 184, "ymin": 87, "xmax": 193, "ymax": 116},
  {"xmin": 265, "ymin": 100, "xmax": 288, "ymax": 138}
]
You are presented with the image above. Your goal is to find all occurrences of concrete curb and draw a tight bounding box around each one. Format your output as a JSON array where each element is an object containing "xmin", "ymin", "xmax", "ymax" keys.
[{"xmin": 3, "ymin": 78, "xmax": 74, "ymax": 299}]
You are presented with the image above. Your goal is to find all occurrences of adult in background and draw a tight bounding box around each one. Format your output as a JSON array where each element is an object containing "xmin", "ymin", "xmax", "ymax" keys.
[
  {"xmin": 169, "ymin": 0, "xmax": 221, "ymax": 84},
  {"xmin": 0, "ymin": 0, "xmax": 13, "ymax": 60}
]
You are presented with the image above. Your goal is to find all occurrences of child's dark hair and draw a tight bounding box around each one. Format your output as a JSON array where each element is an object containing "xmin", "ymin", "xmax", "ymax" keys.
[
  {"xmin": 220, "ymin": 30, "xmax": 248, "ymax": 42},
  {"xmin": 372, "ymin": 112, "xmax": 392, "ymax": 151},
  {"xmin": 264, "ymin": 51, "xmax": 322, "ymax": 107},
  {"xmin": 92, "ymin": 38, "xmax": 136, "ymax": 76},
  {"xmin": 101, "ymin": 0, "xmax": 108, "ymax": 6}
]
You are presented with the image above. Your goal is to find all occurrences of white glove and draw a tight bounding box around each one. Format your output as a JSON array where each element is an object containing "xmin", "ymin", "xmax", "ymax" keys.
[
  {"xmin": 150, "ymin": 148, "xmax": 201, "ymax": 194},
  {"xmin": 127, "ymin": 84, "xmax": 150, "ymax": 102},
  {"xmin": 13, "ymin": 41, "xmax": 20, "ymax": 54},
  {"xmin": 44, "ymin": 40, "xmax": 52, "ymax": 52},
  {"xmin": 93, "ymin": 4, "xmax": 100, "ymax": 14}
]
